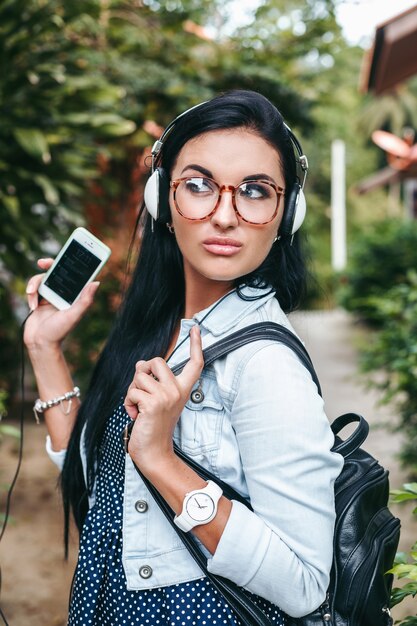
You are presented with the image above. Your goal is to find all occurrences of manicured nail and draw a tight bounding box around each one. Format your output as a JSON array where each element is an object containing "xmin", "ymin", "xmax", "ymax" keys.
[{"xmin": 26, "ymin": 283, "xmax": 35, "ymax": 294}]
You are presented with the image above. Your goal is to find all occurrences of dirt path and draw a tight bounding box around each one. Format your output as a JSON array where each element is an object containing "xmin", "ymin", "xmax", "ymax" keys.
[
  {"xmin": 0, "ymin": 420, "xmax": 77, "ymax": 626},
  {"xmin": 0, "ymin": 308, "xmax": 416, "ymax": 624}
]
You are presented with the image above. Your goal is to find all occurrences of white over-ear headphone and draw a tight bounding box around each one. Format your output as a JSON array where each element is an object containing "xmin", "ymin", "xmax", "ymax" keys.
[
  {"xmin": 144, "ymin": 102, "xmax": 308, "ymax": 236},
  {"xmin": 277, "ymin": 125, "xmax": 308, "ymax": 237}
]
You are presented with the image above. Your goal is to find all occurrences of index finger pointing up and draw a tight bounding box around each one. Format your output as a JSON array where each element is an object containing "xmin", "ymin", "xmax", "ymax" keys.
[{"xmin": 177, "ymin": 325, "xmax": 204, "ymax": 396}]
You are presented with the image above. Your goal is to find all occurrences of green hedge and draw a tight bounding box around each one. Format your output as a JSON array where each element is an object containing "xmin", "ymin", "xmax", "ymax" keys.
[
  {"xmin": 360, "ymin": 271, "xmax": 417, "ymax": 474},
  {"xmin": 338, "ymin": 220, "xmax": 417, "ymax": 325},
  {"xmin": 389, "ymin": 484, "xmax": 417, "ymax": 622}
]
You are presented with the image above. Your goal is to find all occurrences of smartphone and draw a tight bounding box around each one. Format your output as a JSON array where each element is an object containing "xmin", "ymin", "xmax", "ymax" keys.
[{"xmin": 38, "ymin": 227, "xmax": 111, "ymax": 310}]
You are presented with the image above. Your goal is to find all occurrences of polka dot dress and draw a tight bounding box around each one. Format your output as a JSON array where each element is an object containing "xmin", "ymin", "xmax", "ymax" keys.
[{"xmin": 68, "ymin": 403, "xmax": 288, "ymax": 626}]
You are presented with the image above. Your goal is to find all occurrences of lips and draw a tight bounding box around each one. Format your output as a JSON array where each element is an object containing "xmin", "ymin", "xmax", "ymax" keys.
[{"xmin": 202, "ymin": 237, "xmax": 242, "ymax": 256}]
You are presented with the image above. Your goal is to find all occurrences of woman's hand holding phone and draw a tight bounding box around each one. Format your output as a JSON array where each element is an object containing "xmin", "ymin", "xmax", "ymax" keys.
[
  {"xmin": 24, "ymin": 258, "xmax": 100, "ymax": 351},
  {"xmin": 24, "ymin": 228, "xmax": 110, "ymax": 449},
  {"xmin": 24, "ymin": 228, "xmax": 110, "ymax": 350},
  {"xmin": 23, "ymin": 258, "xmax": 101, "ymax": 450}
]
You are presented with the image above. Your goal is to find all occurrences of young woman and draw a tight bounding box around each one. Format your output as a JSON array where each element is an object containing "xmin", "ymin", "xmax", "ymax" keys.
[{"xmin": 25, "ymin": 90, "xmax": 343, "ymax": 626}]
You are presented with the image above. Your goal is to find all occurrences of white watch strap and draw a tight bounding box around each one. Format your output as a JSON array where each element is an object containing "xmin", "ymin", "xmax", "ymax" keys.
[{"xmin": 174, "ymin": 512, "xmax": 195, "ymax": 532}]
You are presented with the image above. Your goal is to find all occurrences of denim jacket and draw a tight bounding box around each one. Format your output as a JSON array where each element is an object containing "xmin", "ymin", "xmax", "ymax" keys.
[{"xmin": 47, "ymin": 286, "xmax": 343, "ymax": 618}]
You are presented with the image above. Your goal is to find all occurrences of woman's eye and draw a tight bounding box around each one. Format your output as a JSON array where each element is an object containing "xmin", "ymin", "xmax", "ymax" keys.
[
  {"xmin": 184, "ymin": 178, "xmax": 215, "ymax": 194},
  {"xmin": 239, "ymin": 182, "xmax": 271, "ymax": 200}
]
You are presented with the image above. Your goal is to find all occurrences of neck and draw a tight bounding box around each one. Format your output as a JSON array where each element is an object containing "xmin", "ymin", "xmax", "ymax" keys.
[{"xmin": 183, "ymin": 268, "xmax": 234, "ymax": 319}]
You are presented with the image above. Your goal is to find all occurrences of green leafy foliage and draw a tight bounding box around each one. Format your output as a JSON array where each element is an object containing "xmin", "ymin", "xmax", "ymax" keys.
[
  {"xmin": 0, "ymin": 0, "xmax": 136, "ymax": 396},
  {"xmin": 0, "ymin": 389, "xmax": 8, "ymax": 420},
  {"xmin": 359, "ymin": 271, "xmax": 417, "ymax": 473},
  {"xmin": 389, "ymin": 486, "xmax": 417, "ymax": 621},
  {"xmin": 359, "ymin": 78, "xmax": 417, "ymax": 137},
  {"xmin": 0, "ymin": 0, "xmax": 136, "ymax": 279},
  {"xmin": 394, "ymin": 617, "xmax": 417, "ymax": 626},
  {"xmin": 337, "ymin": 220, "xmax": 417, "ymax": 325}
]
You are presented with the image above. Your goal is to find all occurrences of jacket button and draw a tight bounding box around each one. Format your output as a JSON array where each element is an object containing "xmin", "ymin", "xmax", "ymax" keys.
[
  {"xmin": 135, "ymin": 500, "xmax": 148, "ymax": 513},
  {"xmin": 139, "ymin": 565, "xmax": 153, "ymax": 579}
]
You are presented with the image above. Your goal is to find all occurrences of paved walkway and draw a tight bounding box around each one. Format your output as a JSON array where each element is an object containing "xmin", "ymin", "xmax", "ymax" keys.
[{"xmin": 291, "ymin": 308, "xmax": 416, "ymax": 619}]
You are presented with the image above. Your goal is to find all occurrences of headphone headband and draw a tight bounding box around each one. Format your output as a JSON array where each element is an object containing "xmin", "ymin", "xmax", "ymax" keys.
[
  {"xmin": 151, "ymin": 101, "xmax": 208, "ymax": 170},
  {"xmin": 283, "ymin": 123, "xmax": 308, "ymax": 189}
]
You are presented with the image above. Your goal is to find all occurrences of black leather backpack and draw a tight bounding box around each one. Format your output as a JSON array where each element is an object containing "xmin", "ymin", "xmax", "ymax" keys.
[
  {"xmin": 126, "ymin": 321, "xmax": 401, "ymax": 626},
  {"xmin": 308, "ymin": 412, "xmax": 401, "ymax": 626}
]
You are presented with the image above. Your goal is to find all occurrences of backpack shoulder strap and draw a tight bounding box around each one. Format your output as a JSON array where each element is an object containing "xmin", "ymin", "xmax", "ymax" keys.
[
  {"xmin": 171, "ymin": 321, "xmax": 322, "ymax": 396},
  {"xmin": 170, "ymin": 321, "xmax": 370, "ymax": 458}
]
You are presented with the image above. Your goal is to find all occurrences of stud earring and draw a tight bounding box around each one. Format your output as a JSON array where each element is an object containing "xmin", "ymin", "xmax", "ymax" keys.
[{"xmin": 166, "ymin": 223, "xmax": 175, "ymax": 234}]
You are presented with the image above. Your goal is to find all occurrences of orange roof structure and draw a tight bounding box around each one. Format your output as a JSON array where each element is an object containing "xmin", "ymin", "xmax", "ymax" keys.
[{"xmin": 360, "ymin": 4, "xmax": 417, "ymax": 94}]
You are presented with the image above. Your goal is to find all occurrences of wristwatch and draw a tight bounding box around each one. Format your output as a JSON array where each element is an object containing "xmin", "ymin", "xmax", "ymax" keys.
[{"xmin": 174, "ymin": 481, "xmax": 223, "ymax": 532}]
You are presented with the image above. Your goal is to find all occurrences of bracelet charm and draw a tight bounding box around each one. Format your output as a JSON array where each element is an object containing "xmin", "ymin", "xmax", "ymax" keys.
[{"xmin": 33, "ymin": 386, "xmax": 81, "ymax": 424}]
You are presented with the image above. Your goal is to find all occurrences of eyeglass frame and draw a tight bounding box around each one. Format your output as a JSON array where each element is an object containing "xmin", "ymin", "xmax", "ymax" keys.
[{"xmin": 170, "ymin": 177, "xmax": 286, "ymax": 226}]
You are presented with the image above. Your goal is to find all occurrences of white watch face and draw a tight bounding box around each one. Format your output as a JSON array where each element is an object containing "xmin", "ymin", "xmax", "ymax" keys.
[{"xmin": 185, "ymin": 493, "xmax": 215, "ymax": 522}]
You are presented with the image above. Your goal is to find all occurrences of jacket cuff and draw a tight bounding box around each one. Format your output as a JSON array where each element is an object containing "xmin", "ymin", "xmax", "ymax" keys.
[
  {"xmin": 207, "ymin": 499, "xmax": 271, "ymax": 586},
  {"xmin": 45, "ymin": 435, "xmax": 66, "ymax": 470}
]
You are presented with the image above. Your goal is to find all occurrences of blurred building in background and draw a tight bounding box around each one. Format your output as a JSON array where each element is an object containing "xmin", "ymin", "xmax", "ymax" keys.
[{"xmin": 357, "ymin": 4, "xmax": 417, "ymax": 218}]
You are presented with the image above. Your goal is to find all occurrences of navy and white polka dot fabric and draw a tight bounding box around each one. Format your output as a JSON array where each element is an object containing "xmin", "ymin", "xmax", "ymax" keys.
[{"xmin": 68, "ymin": 403, "xmax": 287, "ymax": 625}]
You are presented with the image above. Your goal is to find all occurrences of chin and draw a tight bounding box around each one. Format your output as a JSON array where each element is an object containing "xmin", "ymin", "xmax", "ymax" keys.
[
  {"xmin": 199, "ymin": 265, "xmax": 255, "ymax": 283},
  {"xmin": 186, "ymin": 255, "xmax": 261, "ymax": 285}
]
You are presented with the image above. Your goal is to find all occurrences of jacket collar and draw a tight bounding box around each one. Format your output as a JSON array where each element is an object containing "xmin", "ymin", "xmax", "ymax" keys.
[
  {"xmin": 191, "ymin": 285, "xmax": 275, "ymax": 337},
  {"xmin": 166, "ymin": 285, "xmax": 276, "ymax": 368}
]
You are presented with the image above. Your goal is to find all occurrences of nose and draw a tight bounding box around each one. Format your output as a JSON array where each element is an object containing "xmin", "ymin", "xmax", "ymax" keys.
[{"xmin": 211, "ymin": 187, "xmax": 239, "ymax": 229}]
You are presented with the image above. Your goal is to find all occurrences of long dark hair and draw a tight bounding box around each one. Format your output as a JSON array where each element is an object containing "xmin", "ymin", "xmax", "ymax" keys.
[{"xmin": 61, "ymin": 89, "xmax": 308, "ymax": 547}]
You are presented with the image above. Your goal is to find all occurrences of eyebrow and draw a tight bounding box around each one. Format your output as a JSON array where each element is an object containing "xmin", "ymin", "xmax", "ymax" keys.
[
  {"xmin": 180, "ymin": 164, "xmax": 278, "ymax": 185},
  {"xmin": 180, "ymin": 164, "xmax": 213, "ymax": 178}
]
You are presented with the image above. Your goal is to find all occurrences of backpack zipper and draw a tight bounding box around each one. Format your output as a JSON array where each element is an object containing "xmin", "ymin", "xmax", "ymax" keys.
[
  {"xmin": 382, "ymin": 605, "xmax": 393, "ymax": 625},
  {"xmin": 320, "ymin": 593, "xmax": 332, "ymax": 623},
  {"xmin": 341, "ymin": 512, "xmax": 397, "ymax": 608},
  {"xmin": 352, "ymin": 517, "xmax": 400, "ymax": 622}
]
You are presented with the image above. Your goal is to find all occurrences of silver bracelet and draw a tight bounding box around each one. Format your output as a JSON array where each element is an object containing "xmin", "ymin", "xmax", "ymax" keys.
[{"xmin": 33, "ymin": 386, "xmax": 81, "ymax": 424}]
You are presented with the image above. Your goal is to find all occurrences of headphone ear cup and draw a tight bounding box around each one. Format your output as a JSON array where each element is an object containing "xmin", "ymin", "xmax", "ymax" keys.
[
  {"xmin": 280, "ymin": 183, "xmax": 306, "ymax": 237},
  {"xmin": 144, "ymin": 167, "xmax": 171, "ymax": 223}
]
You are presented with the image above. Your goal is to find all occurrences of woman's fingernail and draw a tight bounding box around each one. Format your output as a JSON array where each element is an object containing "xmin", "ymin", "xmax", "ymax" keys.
[
  {"xmin": 26, "ymin": 284, "xmax": 35, "ymax": 294},
  {"xmin": 28, "ymin": 297, "xmax": 37, "ymax": 310}
]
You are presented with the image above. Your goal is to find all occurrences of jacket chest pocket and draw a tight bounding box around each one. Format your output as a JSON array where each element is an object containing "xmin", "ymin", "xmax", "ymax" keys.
[{"xmin": 175, "ymin": 373, "xmax": 224, "ymax": 456}]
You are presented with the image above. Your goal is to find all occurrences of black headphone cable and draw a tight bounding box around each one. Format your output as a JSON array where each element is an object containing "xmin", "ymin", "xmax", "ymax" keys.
[{"xmin": 0, "ymin": 310, "xmax": 33, "ymax": 626}]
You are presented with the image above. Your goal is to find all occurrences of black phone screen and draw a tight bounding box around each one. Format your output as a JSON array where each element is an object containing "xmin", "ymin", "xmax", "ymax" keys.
[{"xmin": 44, "ymin": 240, "xmax": 101, "ymax": 304}]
